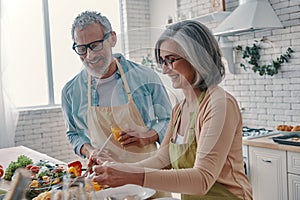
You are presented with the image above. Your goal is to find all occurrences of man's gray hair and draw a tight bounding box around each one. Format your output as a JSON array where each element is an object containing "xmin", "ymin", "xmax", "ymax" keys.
[{"xmin": 71, "ymin": 10, "xmax": 112, "ymax": 41}]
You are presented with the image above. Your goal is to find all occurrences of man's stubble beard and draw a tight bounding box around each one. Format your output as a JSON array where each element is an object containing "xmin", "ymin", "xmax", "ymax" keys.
[{"xmin": 84, "ymin": 58, "xmax": 111, "ymax": 78}]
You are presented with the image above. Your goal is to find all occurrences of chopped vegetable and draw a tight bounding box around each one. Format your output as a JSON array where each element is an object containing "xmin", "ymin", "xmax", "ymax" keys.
[
  {"xmin": 4, "ymin": 155, "xmax": 33, "ymax": 180},
  {"xmin": 67, "ymin": 161, "xmax": 82, "ymax": 176},
  {"xmin": 29, "ymin": 180, "xmax": 39, "ymax": 188},
  {"xmin": 68, "ymin": 166, "xmax": 80, "ymax": 177},
  {"xmin": 26, "ymin": 164, "xmax": 33, "ymax": 170},
  {"xmin": 0, "ymin": 168, "xmax": 4, "ymax": 178},
  {"xmin": 30, "ymin": 166, "xmax": 40, "ymax": 174}
]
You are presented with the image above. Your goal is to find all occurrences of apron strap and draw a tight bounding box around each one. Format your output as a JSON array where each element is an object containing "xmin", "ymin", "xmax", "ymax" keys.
[
  {"xmin": 88, "ymin": 75, "xmax": 91, "ymax": 108},
  {"xmin": 115, "ymin": 59, "xmax": 132, "ymax": 101},
  {"xmin": 189, "ymin": 91, "xmax": 206, "ymax": 129}
]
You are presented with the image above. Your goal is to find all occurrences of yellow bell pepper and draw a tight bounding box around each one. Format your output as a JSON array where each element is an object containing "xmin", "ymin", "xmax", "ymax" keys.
[
  {"xmin": 29, "ymin": 180, "xmax": 39, "ymax": 188},
  {"xmin": 68, "ymin": 166, "xmax": 80, "ymax": 177}
]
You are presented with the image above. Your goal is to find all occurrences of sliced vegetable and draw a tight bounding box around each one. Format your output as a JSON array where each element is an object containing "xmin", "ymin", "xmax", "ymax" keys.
[
  {"xmin": 67, "ymin": 161, "xmax": 82, "ymax": 176},
  {"xmin": 0, "ymin": 168, "xmax": 4, "ymax": 178},
  {"xmin": 4, "ymin": 155, "xmax": 33, "ymax": 180},
  {"xmin": 68, "ymin": 166, "xmax": 80, "ymax": 177},
  {"xmin": 30, "ymin": 166, "xmax": 40, "ymax": 174},
  {"xmin": 26, "ymin": 164, "xmax": 33, "ymax": 170},
  {"xmin": 29, "ymin": 180, "xmax": 39, "ymax": 188}
]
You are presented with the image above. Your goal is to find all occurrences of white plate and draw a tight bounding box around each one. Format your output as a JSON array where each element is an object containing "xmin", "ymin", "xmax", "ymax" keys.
[{"xmin": 96, "ymin": 184, "xmax": 156, "ymax": 200}]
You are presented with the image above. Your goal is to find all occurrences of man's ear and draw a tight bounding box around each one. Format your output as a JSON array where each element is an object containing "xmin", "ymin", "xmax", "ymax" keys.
[{"xmin": 110, "ymin": 31, "xmax": 117, "ymax": 47}]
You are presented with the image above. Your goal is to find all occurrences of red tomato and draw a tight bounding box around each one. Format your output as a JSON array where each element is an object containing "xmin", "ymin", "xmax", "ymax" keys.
[
  {"xmin": 0, "ymin": 168, "xmax": 4, "ymax": 178},
  {"xmin": 0, "ymin": 165, "xmax": 3, "ymax": 168},
  {"xmin": 30, "ymin": 166, "xmax": 40, "ymax": 173},
  {"xmin": 26, "ymin": 164, "xmax": 33, "ymax": 170}
]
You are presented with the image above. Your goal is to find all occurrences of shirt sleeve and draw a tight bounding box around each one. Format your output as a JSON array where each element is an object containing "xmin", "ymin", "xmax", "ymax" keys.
[{"xmin": 61, "ymin": 81, "xmax": 91, "ymax": 158}]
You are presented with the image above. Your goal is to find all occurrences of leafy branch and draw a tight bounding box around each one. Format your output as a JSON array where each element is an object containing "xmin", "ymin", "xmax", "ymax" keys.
[{"xmin": 235, "ymin": 43, "xmax": 294, "ymax": 76}]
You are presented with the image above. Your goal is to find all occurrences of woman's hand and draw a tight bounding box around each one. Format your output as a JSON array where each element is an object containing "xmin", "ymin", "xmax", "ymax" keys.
[
  {"xmin": 92, "ymin": 162, "xmax": 145, "ymax": 187},
  {"xmin": 118, "ymin": 128, "xmax": 158, "ymax": 148}
]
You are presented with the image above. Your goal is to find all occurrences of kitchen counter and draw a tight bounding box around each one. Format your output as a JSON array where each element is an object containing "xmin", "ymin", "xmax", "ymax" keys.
[{"xmin": 243, "ymin": 133, "xmax": 300, "ymax": 153}]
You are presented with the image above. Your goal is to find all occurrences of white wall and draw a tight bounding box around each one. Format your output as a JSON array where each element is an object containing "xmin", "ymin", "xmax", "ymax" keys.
[{"xmin": 149, "ymin": 0, "xmax": 177, "ymax": 50}]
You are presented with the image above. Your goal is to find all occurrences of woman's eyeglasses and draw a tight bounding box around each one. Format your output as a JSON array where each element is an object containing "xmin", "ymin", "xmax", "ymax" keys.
[
  {"xmin": 158, "ymin": 57, "xmax": 183, "ymax": 70},
  {"xmin": 72, "ymin": 32, "xmax": 111, "ymax": 55}
]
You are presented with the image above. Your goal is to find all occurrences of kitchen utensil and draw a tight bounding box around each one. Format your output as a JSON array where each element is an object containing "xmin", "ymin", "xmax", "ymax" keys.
[{"xmin": 70, "ymin": 134, "xmax": 113, "ymax": 186}]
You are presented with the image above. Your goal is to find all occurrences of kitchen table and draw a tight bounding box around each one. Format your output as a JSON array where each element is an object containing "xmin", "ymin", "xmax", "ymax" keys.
[
  {"xmin": 0, "ymin": 145, "xmax": 64, "ymax": 191},
  {"xmin": 0, "ymin": 146, "xmax": 181, "ymax": 199}
]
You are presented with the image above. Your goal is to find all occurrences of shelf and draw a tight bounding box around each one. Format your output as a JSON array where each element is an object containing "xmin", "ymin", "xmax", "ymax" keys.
[
  {"xmin": 191, "ymin": 11, "xmax": 231, "ymax": 23},
  {"xmin": 166, "ymin": 11, "xmax": 231, "ymax": 27}
]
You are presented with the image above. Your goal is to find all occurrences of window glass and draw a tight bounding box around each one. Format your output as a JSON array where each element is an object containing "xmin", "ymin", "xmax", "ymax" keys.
[
  {"xmin": 1, "ymin": 0, "xmax": 121, "ymax": 107},
  {"xmin": 1, "ymin": 0, "xmax": 48, "ymax": 107}
]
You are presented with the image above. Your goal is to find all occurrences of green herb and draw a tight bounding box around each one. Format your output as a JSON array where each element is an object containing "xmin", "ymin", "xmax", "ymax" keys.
[
  {"xmin": 236, "ymin": 43, "xmax": 294, "ymax": 76},
  {"xmin": 4, "ymin": 155, "xmax": 33, "ymax": 181}
]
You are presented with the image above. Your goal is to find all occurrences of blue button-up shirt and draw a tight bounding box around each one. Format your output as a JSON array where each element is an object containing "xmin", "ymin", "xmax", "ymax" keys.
[{"xmin": 61, "ymin": 53, "xmax": 172, "ymax": 156}]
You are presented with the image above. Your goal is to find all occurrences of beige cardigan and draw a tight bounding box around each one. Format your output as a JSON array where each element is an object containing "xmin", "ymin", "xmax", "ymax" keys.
[{"xmin": 134, "ymin": 86, "xmax": 253, "ymax": 200}]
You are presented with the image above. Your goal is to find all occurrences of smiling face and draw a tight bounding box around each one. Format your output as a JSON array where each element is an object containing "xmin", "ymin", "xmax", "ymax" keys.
[
  {"xmin": 159, "ymin": 39, "xmax": 196, "ymax": 89},
  {"xmin": 74, "ymin": 22, "xmax": 117, "ymax": 78}
]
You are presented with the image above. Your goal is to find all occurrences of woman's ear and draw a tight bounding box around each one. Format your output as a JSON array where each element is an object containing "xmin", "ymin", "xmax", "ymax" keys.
[{"xmin": 109, "ymin": 31, "xmax": 117, "ymax": 47}]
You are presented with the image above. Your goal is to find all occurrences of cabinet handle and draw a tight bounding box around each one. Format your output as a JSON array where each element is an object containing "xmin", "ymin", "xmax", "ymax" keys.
[{"xmin": 262, "ymin": 159, "xmax": 272, "ymax": 163}]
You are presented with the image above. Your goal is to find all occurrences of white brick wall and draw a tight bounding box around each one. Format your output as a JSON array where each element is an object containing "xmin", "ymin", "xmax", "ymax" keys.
[
  {"xmin": 121, "ymin": 0, "xmax": 152, "ymax": 62},
  {"xmin": 15, "ymin": 107, "xmax": 86, "ymax": 165}
]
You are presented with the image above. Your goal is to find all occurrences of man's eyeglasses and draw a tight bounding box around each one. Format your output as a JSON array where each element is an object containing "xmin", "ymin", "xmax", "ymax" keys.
[
  {"xmin": 158, "ymin": 57, "xmax": 183, "ymax": 70},
  {"xmin": 72, "ymin": 32, "xmax": 111, "ymax": 55}
]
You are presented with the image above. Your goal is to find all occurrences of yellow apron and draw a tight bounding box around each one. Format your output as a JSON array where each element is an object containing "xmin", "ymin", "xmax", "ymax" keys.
[
  {"xmin": 169, "ymin": 92, "xmax": 241, "ymax": 200},
  {"xmin": 87, "ymin": 60, "xmax": 157, "ymax": 163}
]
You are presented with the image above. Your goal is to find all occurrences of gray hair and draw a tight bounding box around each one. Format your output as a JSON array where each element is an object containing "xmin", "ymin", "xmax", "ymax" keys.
[
  {"xmin": 155, "ymin": 20, "xmax": 225, "ymax": 90},
  {"xmin": 71, "ymin": 10, "xmax": 112, "ymax": 41}
]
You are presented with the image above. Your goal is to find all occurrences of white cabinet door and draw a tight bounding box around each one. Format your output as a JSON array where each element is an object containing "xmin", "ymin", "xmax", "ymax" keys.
[
  {"xmin": 288, "ymin": 173, "xmax": 300, "ymax": 200},
  {"xmin": 249, "ymin": 146, "xmax": 287, "ymax": 200}
]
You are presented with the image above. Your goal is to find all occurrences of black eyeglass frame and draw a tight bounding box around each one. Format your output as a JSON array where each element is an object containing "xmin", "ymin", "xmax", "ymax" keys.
[
  {"xmin": 72, "ymin": 31, "xmax": 111, "ymax": 55},
  {"xmin": 158, "ymin": 57, "xmax": 183, "ymax": 69}
]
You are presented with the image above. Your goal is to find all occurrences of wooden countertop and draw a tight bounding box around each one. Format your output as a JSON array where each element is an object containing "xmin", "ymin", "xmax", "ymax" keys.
[
  {"xmin": 243, "ymin": 133, "xmax": 300, "ymax": 153},
  {"xmin": 0, "ymin": 145, "xmax": 64, "ymax": 191}
]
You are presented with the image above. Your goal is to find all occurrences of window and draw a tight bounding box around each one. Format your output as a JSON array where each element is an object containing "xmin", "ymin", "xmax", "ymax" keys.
[{"xmin": 0, "ymin": 0, "xmax": 121, "ymax": 108}]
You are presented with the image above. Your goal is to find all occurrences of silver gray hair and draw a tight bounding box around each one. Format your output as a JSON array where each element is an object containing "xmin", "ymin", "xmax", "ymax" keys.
[
  {"xmin": 155, "ymin": 20, "xmax": 225, "ymax": 90},
  {"xmin": 71, "ymin": 10, "xmax": 112, "ymax": 41}
]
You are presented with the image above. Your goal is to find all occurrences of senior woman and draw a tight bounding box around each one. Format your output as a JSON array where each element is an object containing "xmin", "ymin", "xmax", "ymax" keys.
[{"xmin": 91, "ymin": 20, "xmax": 253, "ymax": 200}]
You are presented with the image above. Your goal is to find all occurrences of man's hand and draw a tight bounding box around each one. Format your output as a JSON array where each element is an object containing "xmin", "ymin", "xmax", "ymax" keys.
[
  {"xmin": 80, "ymin": 143, "xmax": 96, "ymax": 159},
  {"xmin": 118, "ymin": 128, "xmax": 158, "ymax": 148},
  {"xmin": 88, "ymin": 149, "xmax": 114, "ymax": 166}
]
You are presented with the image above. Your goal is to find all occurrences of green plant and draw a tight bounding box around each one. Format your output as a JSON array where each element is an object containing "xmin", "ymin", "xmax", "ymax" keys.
[
  {"xmin": 141, "ymin": 54, "xmax": 162, "ymax": 73},
  {"xmin": 235, "ymin": 43, "xmax": 294, "ymax": 76},
  {"xmin": 141, "ymin": 54, "xmax": 156, "ymax": 70}
]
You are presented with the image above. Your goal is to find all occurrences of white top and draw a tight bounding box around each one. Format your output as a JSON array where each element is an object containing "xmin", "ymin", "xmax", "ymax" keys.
[
  {"xmin": 174, "ymin": 133, "xmax": 184, "ymax": 144},
  {"xmin": 96, "ymin": 72, "xmax": 120, "ymax": 106}
]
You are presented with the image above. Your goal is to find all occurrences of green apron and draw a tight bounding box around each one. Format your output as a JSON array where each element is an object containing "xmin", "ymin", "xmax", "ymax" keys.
[{"xmin": 169, "ymin": 92, "xmax": 241, "ymax": 200}]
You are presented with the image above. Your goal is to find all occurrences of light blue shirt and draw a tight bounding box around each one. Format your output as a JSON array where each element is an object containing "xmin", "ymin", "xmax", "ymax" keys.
[{"xmin": 61, "ymin": 53, "xmax": 172, "ymax": 156}]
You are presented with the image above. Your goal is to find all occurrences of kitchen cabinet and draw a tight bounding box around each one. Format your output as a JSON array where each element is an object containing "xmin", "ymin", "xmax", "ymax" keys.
[
  {"xmin": 288, "ymin": 151, "xmax": 300, "ymax": 200},
  {"xmin": 249, "ymin": 146, "xmax": 287, "ymax": 200},
  {"xmin": 288, "ymin": 174, "xmax": 300, "ymax": 200}
]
